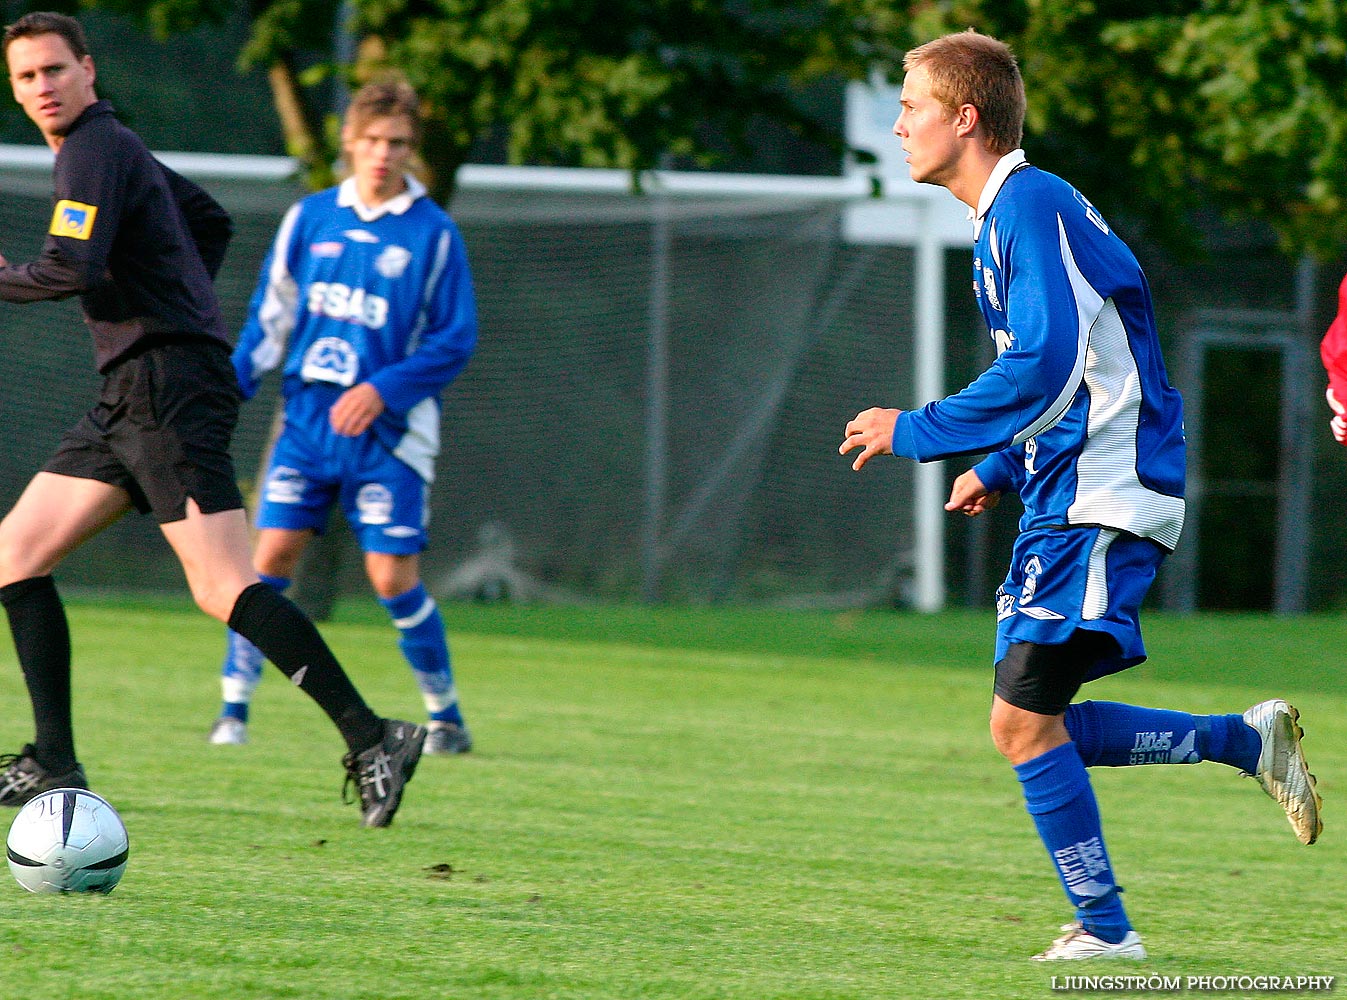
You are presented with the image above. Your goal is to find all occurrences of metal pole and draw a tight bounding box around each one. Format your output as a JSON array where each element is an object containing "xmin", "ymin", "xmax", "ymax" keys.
[
  {"xmin": 912, "ymin": 219, "xmax": 946, "ymax": 612},
  {"xmin": 1274, "ymin": 257, "xmax": 1317, "ymax": 614},
  {"xmin": 640, "ymin": 191, "xmax": 671, "ymax": 602}
]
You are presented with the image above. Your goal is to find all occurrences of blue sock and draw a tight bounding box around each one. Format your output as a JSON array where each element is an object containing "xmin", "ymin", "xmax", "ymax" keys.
[
  {"xmin": 1014, "ymin": 743, "xmax": 1131, "ymax": 944},
  {"xmin": 380, "ymin": 583, "xmax": 463, "ymax": 727},
  {"xmin": 1193, "ymin": 714, "xmax": 1261, "ymax": 774},
  {"xmin": 1065, "ymin": 701, "xmax": 1259, "ymax": 772},
  {"xmin": 219, "ymin": 573, "xmax": 290, "ymax": 722}
]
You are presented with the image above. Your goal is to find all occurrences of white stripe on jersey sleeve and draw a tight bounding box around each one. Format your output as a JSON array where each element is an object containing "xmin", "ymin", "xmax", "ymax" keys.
[
  {"xmin": 249, "ymin": 202, "xmax": 303, "ymax": 378},
  {"xmin": 406, "ymin": 229, "xmax": 452, "ymax": 356}
]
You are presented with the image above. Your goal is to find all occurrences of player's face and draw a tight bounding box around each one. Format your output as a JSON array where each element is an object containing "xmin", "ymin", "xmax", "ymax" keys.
[
  {"xmin": 344, "ymin": 114, "xmax": 416, "ymax": 206},
  {"xmin": 893, "ymin": 64, "xmax": 962, "ymax": 189},
  {"xmin": 6, "ymin": 33, "xmax": 97, "ymax": 144}
]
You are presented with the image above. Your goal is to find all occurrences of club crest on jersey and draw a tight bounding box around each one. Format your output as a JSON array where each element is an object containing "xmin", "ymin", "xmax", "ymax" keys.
[
  {"xmin": 50, "ymin": 199, "xmax": 97, "ymax": 240},
  {"xmin": 300, "ymin": 337, "xmax": 359, "ymax": 387},
  {"xmin": 310, "ymin": 241, "xmax": 344, "ymax": 258},
  {"xmin": 375, "ymin": 245, "xmax": 413, "ymax": 279}
]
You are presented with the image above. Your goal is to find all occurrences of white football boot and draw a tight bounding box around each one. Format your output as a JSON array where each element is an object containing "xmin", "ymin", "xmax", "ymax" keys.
[
  {"xmin": 1031, "ymin": 923, "xmax": 1146, "ymax": 961},
  {"xmin": 207, "ymin": 717, "xmax": 248, "ymax": 745},
  {"xmin": 1242, "ymin": 699, "xmax": 1322, "ymax": 845}
]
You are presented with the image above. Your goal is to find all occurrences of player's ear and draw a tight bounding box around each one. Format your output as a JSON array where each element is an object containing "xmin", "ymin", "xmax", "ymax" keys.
[{"xmin": 954, "ymin": 102, "xmax": 979, "ymax": 138}]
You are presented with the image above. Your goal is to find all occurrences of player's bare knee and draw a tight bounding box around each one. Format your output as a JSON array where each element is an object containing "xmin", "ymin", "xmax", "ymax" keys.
[
  {"xmin": 365, "ymin": 555, "xmax": 419, "ymax": 600},
  {"xmin": 990, "ymin": 700, "xmax": 1069, "ymax": 764},
  {"xmin": 370, "ymin": 576, "xmax": 415, "ymax": 601},
  {"xmin": 189, "ymin": 579, "xmax": 246, "ymax": 623},
  {"xmin": 989, "ymin": 711, "xmax": 1028, "ymax": 761},
  {"xmin": 0, "ymin": 529, "xmax": 48, "ymax": 585}
]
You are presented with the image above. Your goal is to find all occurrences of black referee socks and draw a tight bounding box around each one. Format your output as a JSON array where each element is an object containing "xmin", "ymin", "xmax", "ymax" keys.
[{"xmin": 228, "ymin": 582, "xmax": 384, "ymax": 753}]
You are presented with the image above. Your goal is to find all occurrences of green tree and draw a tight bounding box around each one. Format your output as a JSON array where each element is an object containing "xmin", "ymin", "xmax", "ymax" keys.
[
  {"xmin": 84, "ymin": 0, "xmax": 345, "ymax": 188},
  {"xmin": 68, "ymin": 0, "xmax": 907, "ymax": 201},
  {"xmin": 351, "ymin": 0, "xmax": 905, "ymax": 200},
  {"xmin": 902, "ymin": 1, "xmax": 1347, "ymax": 258}
]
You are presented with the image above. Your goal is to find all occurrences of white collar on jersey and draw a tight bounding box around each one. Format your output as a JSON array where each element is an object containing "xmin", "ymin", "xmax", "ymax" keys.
[
  {"xmin": 969, "ymin": 149, "xmax": 1027, "ymax": 234},
  {"xmin": 337, "ymin": 174, "xmax": 427, "ymax": 222}
]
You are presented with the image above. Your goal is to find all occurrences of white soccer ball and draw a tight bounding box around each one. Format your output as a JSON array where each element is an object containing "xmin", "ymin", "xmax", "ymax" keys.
[{"xmin": 6, "ymin": 788, "xmax": 129, "ymax": 894}]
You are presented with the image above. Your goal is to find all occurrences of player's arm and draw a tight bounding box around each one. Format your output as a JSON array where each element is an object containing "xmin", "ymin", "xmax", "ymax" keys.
[
  {"xmin": 840, "ymin": 407, "xmax": 902, "ymax": 470},
  {"xmin": 0, "ymin": 131, "xmax": 123, "ymax": 302},
  {"xmin": 1321, "ymin": 273, "xmax": 1347, "ymax": 445},
  {"xmin": 366, "ymin": 225, "xmax": 478, "ymax": 417},
  {"xmin": 161, "ymin": 163, "xmax": 233, "ymax": 280},
  {"xmin": 893, "ymin": 215, "xmax": 1086, "ymax": 463},
  {"xmin": 946, "ymin": 467, "xmax": 1000, "ymax": 517},
  {"xmin": 233, "ymin": 202, "xmax": 305, "ymax": 399},
  {"xmin": 973, "ymin": 445, "xmax": 1027, "ymax": 495}
]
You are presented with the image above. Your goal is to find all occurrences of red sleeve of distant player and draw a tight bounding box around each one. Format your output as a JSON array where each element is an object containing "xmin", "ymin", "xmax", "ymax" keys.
[{"xmin": 1321, "ymin": 273, "xmax": 1347, "ymax": 399}]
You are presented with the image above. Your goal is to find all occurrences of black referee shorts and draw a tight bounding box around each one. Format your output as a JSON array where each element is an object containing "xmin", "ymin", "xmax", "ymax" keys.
[{"xmin": 44, "ymin": 340, "xmax": 246, "ymax": 524}]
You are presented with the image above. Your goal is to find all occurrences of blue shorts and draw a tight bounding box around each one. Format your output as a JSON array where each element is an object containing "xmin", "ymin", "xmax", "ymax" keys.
[
  {"xmin": 994, "ymin": 526, "xmax": 1167, "ymax": 682},
  {"xmin": 256, "ymin": 416, "xmax": 430, "ymax": 556}
]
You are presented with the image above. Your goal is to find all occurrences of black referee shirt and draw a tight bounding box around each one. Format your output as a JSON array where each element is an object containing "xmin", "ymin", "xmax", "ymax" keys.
[{"xmin": 0, "ymin": 100, "xmax": 234, "ymax": 372}]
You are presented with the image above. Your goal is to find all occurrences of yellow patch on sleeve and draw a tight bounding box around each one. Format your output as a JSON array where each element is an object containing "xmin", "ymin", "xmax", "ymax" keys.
[{"xmin": 49, "ymin": 199, "xmax": 98, "ymax": 240}]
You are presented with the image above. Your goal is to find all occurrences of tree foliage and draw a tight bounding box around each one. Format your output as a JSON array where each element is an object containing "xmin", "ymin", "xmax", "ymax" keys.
[
  {"xmin": 347, "ymin": 0, "xmax": 906, "ymax": 199},
  {"xmin": 30, "ymin": 0, "xmax": 1347, "ymax": 255},
  {"xmin": 52, "ymin": 0, "xmax": 906, "ymax": 202},
  {"xmin": 903, "ymin": 0, "xmax": 1347, "ymax": 257}
]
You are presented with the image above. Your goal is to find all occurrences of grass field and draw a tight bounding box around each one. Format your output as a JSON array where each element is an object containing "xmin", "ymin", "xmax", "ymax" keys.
[{"xmin": 1, "ymin": 596, "xmax": 1343, "ymax": 999}]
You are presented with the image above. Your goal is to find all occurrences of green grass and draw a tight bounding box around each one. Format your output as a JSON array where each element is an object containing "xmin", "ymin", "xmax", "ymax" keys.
[{"xmin": 2, "ymin": 597, "xmax": 1344, "ymax": 999}]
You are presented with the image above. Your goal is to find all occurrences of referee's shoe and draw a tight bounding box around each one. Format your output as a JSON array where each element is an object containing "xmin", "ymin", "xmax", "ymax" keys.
[
  {"xmin": 1243, "ymin": 699, "xmax": 1323, "ymax": 845},
  {"xmin": 343, "ymin": 720, "xmax": 426, "ymax": 827},
  {"xmin": 0, "ymin": 744, "xmax": 89, "ymax": 808}
]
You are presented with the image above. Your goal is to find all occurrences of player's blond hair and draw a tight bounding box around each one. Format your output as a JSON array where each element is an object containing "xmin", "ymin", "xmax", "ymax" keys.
[
  {"xmin": 903, "ymin": 30, "xmax": 1025, "ymax": 156},
  {"xmin": 345, "ymin": 76, "xmax": 422, "ymax": 145}
]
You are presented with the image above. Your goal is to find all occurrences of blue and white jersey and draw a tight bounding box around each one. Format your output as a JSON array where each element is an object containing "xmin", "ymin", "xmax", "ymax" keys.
[
  {"xmin": 892, "ymin": 151, "xmax": 1186, "ymax": 550},
  {"xmin": 234, "ymin": 175, "xmax": 477, "ymax": 482}
]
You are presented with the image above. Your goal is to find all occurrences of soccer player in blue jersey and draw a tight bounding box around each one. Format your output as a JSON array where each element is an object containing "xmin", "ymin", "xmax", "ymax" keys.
[
  {"xmin": 206, "ymin": 78, "xmax": 478, "ymax": 756},
  {"xmin": 840, "ymin": 30, "xmax": 1322, "ymax": 961}
]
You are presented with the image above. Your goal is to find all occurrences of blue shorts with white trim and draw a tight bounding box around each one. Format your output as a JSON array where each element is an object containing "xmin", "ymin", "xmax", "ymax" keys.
[
  {"xmin": 256, "ymin": 422, "xmax": 430, "ymax": 556},
  {"xmin": 993, "ymin": 525, "xmax": 1168, "ymax": 682}
]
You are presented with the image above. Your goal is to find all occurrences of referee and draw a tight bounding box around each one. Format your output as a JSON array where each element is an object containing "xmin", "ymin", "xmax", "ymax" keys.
[{"xmin": 0, "ymin": 11, "xmax": 424, "ymax": 828}]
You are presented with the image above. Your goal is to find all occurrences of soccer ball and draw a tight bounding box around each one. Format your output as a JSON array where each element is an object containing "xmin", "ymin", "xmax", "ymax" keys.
[{"xmin": 6, "ymin": 788, "xmax": 129, "ymax": 894}]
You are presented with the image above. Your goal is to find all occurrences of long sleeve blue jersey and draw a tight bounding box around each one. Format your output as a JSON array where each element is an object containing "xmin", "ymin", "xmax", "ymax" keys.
[
  {"xmin": 234, "ymin": 176, "xmax": 477, "ymax": 482},
  {"xmin": 892, "ymin": 152, "xmax": 1186, "ymax": 550}
]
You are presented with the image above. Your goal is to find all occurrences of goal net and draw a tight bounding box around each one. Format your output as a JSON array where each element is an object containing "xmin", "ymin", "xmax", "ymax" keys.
[{"xmin": 0, "ymin": 150, "xmax": 970, "ymax": 609}]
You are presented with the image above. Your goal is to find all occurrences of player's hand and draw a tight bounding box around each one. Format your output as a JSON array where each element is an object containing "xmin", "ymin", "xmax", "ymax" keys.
[
  {"xmin": 840, "ymin": 407, "xmax": 901, "ymax": 471},
  {"xmin": 0, "ymin": 252, "xmax": 8, "ymax": 267},
  {"xmin": 329, "ymin": 382, "xmax": 386, "ymax": 437},
  {"xmin": 945, "ymin": 468, "xmax": 1000, "ymax": 517},
  {"xmin": 1328, "ymin": 386, "xmax": 1347, "ymax": 445}
]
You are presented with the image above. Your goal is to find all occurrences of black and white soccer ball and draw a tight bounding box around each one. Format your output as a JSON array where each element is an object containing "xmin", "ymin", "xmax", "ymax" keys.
[{"xmin": 6, "ymin": 788, "xmax": 129, "ymax": 894}]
